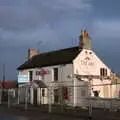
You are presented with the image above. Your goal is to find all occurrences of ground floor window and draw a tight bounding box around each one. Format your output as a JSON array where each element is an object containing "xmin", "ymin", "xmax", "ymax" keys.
[{"xmin": 42, "ymin": 88, "xmax": 45, "ymax": 97}]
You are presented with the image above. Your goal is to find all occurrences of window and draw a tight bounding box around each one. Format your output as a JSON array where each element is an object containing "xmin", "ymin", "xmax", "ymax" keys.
[
  {"xmin": 42, "ymin": 89, "xmax": 45, "ymax": 97},
  {"xmin": 100, "ymin": 68, "xmax": 107, "ymax": 77},
  {"xmin": 29, "ymin": 71, "xmax": 33, "ymax": 82},
  {"xmin": 53, "ymin": 68, "xmax": 58, "ymax": 81},
  {"xmin": 36, "ymin": 71, "xmax": 40, "ymax": 76}
]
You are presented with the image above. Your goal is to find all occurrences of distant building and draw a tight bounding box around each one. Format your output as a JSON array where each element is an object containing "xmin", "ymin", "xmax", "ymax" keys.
[
  {"xmin": 0, "ymin": 81, "xmax": 18, "ymax": 89},
  {"xmin": 0, "ymin": 81, "xmax": 18, "ymax": 101},
  {"xmin": 17, "ymin": 30, "xmax": 118, "ymax": 106}
]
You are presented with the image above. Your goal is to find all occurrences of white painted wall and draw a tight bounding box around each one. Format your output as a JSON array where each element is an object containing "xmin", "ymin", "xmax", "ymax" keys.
[
  {"xmin": 73, "ymin": 79, "xmax": 89, "ymax": 107},
  {"xmin": 18, "ymin": 63, "xmax": 74, "ymax": 105},
  {"xmin": 73, "ymin": 49, "xmax": 112, "ymax": 98},
  {"xmin": 73, "ymin": 49, "xmax": 111, "ymax": 76}
]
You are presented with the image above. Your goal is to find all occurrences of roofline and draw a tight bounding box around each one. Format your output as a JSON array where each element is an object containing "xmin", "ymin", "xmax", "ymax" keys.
[
  {"xmin": 17, "ymin": 46, "xmax": 80, "ymax": 70},
  {"xmin": 37, "ymin": 46, "xmax": 78, "ymax": 55},
  {"xmin": 17, "ymin": 61, "xmax": 73, "ymax": 70}
]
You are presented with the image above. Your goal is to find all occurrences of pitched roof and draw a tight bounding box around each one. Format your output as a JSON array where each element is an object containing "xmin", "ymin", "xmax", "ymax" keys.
[{"xmin": 17, "ymin": 46, "xmax": 80, "ymax": 70}]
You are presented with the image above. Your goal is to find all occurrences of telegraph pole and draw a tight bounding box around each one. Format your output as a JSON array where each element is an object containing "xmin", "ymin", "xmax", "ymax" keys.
[
  {"xmin": 2, "ymin": 64, "xmax": 5, "ymax": 102},
  {"xmin": 3, "ymin": 64, "xmax": 5, "ymax": 86}
]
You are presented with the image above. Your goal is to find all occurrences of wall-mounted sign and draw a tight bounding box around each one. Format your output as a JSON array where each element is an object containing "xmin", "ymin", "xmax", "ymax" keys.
[
  {"xmin": 18, "ymin": 75, "xmax": 29, "ymax": 83},
  {"xmin": 80, "ymin": 56, "xmax": 94, "ymax": 66},
  {"xmin": 80, "ymin": 60, "xmax": 94, "ymax": 66},
  {"xmin": 36, "ymin": 69, "xmax": 50, "ymax": 76}
]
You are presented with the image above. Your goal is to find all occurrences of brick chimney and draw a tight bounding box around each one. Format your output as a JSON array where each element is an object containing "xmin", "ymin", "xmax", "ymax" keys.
[
  {"xmin": 28, "ymin": 48, "xmax": 39, "ymax": 59},
  {"xmin": 79, "ymin": 30, "xmax": 92, "ymax": 50}
]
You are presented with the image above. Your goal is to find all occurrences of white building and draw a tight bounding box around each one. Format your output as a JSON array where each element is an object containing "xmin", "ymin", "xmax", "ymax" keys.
[{"xmin": 17, "ymin": 30, "xmax": 117, "ymax": 107}]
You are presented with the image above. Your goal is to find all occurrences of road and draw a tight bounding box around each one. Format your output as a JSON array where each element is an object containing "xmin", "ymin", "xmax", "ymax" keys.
[{"xmin": 0, "ymin": 104, "xmax": 120, "ymax": 120}]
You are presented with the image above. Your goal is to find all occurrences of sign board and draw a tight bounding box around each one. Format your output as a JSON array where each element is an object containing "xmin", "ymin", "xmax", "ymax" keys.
[
  {"xmin": 18, "ymin": 75, "xmax": 29, "ymax": 83},
  {"xmin": 36, "ymin": 69, "xmax": 50, "ymax": 76},
  {"xmin": 80, "ymin": 56, "xmax": 94, "ymax": 66}
]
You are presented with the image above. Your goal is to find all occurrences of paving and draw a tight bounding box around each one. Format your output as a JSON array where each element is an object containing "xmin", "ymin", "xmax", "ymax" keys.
[{"xmin": 0, "ymin": 104, "xmax": 120, "ymax": 120}]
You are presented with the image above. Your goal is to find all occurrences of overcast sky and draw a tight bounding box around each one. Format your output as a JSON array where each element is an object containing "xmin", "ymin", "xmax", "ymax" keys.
[{"xmin": 0, "ymin": 0, "xmax": 120, "ymax": 80}]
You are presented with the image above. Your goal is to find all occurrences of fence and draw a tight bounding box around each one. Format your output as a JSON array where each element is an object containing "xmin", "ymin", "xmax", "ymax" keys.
[{"xmin": 0, "ymin": 83, "xmax": 120, "ymax": 114}]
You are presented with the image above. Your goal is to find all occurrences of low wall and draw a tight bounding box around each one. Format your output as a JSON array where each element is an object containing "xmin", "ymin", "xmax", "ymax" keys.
[{"xmin": 79, "ymin": 97, "xmax": 120, "ymax": 110}]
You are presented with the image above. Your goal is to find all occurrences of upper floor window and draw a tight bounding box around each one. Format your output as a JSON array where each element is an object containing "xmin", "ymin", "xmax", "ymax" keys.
[
  {"xmin": 100, "ymin": 68, "xmax": 107, "ymax": 77},
  {"xmin": 29, "ymin": 71, "xmax": 33, "ymax": 82},
  {"xmin": 53, "ymin": 68, "xmax": 58, "ymax": 81}
]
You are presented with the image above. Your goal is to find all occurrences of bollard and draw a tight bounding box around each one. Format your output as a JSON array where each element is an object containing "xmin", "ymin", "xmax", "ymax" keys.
[{"xmin": 88, "ymin": 102, "xmax": 92, "ymax": 120}]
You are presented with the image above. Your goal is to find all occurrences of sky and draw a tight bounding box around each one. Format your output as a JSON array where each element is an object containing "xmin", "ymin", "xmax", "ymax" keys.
[{"xmin": 0, "ymin": 0, "xmax": 120, "ymax": 80}]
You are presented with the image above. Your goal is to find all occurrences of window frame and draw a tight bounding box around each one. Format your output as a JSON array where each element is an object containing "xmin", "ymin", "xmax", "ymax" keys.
[
  {"xmin": 42, "ymin": 88, "xmax": 45, "ymax": 97},
  {"xmin": 53, "ymin": 68, "xmax": 58, "ymax": 81},
  {"xmin": 100, "ymin": 68, "xmax": 107, "ymax": 77},
  {"xmin": 29, "ymin": 70, "xmax": 33, "ymax": 82}
]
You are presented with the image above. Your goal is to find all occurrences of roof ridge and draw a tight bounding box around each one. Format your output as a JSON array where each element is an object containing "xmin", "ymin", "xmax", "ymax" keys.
[{"xmin": 36, "ymin": 46, "xmax": 79, "ymax": 56}]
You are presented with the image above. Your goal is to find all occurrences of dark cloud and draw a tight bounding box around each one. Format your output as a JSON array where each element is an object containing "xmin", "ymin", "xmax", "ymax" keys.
[
  {"xmin": 0, "ymin": 0, "xmax": 93, "ymax": 79},
  {"xmin": 0, "ymin": 0, "xmax": 92, "ymax": 47},
  {"xmin": 0, "ymin": 0, "xmax": 120, "ymax": 80},
  {"xmin": 93, "ymin": 0, "xmax": 120, "ymax": 18}
]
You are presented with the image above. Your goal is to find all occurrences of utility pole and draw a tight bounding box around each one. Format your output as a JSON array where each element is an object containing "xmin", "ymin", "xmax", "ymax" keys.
[
  {"xmin": 2, "ymin": 64, "xmax": 5, "ymax": 102},
  {"xmin": 3, "ymin": 64, "xmax": 5, "ymax": 87}
]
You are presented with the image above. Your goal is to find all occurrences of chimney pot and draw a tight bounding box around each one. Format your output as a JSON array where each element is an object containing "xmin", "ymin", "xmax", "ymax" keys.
[
  {"xmin": 79, "ymin": 30, "xmax": 92, "ymax": 50},
  {"xmin": 28, "ymin": 48, "xmax": 39, "ymax": 59}
]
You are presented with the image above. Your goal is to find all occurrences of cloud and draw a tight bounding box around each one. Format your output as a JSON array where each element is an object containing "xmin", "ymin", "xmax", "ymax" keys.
[
  {"xmin": 0, "ymin": 0, "xmax": 93, "ymax": 49},
  {"xmin": 39, "ymin": 0, "xmax": 92, "ymax": 11},
  {"xmin": 0, "ymin": 0, "xmax": 92, "ymax": 30},
  {"xmin": 0, "ymin": 0, "xmax": 93, "ymax": 80},
  {"xmin": 93, "ymin": 20, "xmax": 120, "ymax": 39},
  {"xmin": 92, "ymin": 19, "xmax": 120, "ymax": 73}
]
